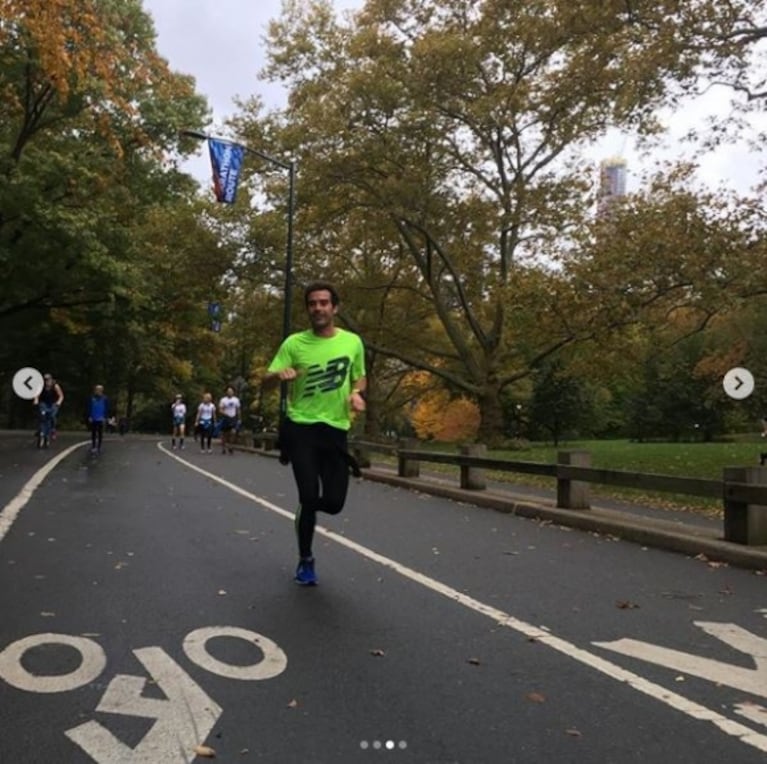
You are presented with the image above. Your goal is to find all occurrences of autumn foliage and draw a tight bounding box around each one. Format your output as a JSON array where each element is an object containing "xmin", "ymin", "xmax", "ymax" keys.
[{"xmin": 409, "ymin": 387, "xmax": 480, "ymax": 443}]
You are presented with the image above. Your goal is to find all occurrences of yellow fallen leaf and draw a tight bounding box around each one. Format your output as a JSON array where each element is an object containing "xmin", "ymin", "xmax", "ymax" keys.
[
  {"xmin": 526, "ymin": 692, "xmax": 546, "ymax": 703},
  {"xmin": 193, "ymin": 744, "xmax": 216, "ymax": 758},
  {"xmin": 287, "ymin": 698, "xmax": 299, "ymax": 708}
]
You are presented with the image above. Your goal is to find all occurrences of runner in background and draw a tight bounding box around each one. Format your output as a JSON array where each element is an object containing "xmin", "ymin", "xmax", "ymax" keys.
[
  {"xmin": 195, "ymin": 392, "xmax": 217, "ymax": 453},
  {"xmin": 87, "ymin": 384, "xmax": 110, "ymax": 454},
  {"xmin": 171, "ymin": 394, "xmax": 187, "ymax": 450},
  {"xmin": 218, "ymin": 385, "xmax": 241, "ymax": 454}
]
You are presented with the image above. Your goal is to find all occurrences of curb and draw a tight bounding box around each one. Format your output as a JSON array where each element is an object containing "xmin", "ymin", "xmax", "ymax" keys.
[
  {"xmin": 360, "ymin": 469, "xmax": 767, "ymax": 573},
  {"xmin": 234, "ymin": 445, "xmax": 767, "ymax": 572}
]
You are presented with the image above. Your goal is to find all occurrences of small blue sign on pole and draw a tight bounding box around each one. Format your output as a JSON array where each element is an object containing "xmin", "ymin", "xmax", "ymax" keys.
[{"xmin": 208, "ymin": 301, "xmax": 220, "ymax": 318}]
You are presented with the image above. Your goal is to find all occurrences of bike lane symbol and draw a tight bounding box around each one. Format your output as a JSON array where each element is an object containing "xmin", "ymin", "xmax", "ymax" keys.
[
  {"xmin": 594, "ymin": 621, "xmax": 767, "ymax": 700},
  {"xmin": 0, "ymin": 626, "xmax": 287, "ymax": 763}
]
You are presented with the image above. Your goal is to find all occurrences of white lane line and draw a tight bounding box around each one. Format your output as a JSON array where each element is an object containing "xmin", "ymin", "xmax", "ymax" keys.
[
  {"xmin": 159, "ymin": 443, "xmax": 767, "ymax": 754},
  {"xmin": 0, "ymin": 442, "xmax": 88, "ymax": 543}
]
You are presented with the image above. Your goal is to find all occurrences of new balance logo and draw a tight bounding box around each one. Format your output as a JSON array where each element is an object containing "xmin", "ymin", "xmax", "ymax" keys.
[{"xmin": 303, "ymin": 357, "xmax": 351, "ymax": 396}]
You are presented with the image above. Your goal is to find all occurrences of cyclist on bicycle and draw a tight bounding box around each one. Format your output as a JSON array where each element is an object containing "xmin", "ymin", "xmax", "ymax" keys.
[{"xmin": 33, "ymin": 373, "xmax": 64, "ymax": 443}]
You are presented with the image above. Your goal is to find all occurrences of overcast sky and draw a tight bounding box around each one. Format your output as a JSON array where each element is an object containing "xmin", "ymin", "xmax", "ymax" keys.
[{"xmin": 143, "ymin": 0, "xmax": 765, "ymax": 196}]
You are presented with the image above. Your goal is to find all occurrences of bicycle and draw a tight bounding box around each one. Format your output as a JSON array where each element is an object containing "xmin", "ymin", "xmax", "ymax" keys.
[{"xmin": 37, "ymin": 405, "xmax": 55, "ymax": 449}]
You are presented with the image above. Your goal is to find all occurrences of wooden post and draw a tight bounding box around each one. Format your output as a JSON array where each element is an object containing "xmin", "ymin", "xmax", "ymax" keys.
[
  {"xmin": 723, "ymin": 466, "xmax": 767, "ymax": 545},
  {"xmin": 352, "ymin": 445, "xmax": 371, "ymax": 469},
  {"xmin": 557, "ymin": 450, "xmax": 591, "ymax": 509},
  {"xmin": 460, "ymin": 443, "xmax": 486, "ymax": 490},
  {"xmin": 398, "ymin": 438, "xmax": 420, "ymax": 478}
]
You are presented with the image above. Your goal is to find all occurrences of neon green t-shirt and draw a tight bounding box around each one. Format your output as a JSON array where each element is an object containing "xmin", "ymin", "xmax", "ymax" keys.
[{"xmin": 267, "ymin": 328, "xmax": 366, "ymax": 430}]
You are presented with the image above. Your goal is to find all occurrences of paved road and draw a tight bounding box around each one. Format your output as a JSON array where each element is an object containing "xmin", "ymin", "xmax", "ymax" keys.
[{"xmin": 1, "ymin": 432, "xmax": 766, "ymax": 763}]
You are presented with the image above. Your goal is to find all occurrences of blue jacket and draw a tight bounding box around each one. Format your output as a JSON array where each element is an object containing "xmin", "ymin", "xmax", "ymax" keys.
[{"xmin": 88, "ymin": 395, "xmax": 109, "ymax": 422}]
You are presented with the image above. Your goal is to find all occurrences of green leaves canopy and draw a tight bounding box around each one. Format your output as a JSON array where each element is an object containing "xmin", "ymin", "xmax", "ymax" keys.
[{"xmin": 253, "ymin": 0, "xmax": 767, "ymax": 440}]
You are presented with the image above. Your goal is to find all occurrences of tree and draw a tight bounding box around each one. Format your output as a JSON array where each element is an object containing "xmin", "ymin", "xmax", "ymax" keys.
[
  {"xmin": 0, "ymin": 0, "xmax": 229, "ymax": 426},
  {"xmin": 528, "ymin": 359, "xmax": 593, "ymax": 446},
  {"xmin": 253, "ymin": 0, "xmax": 767, "ymax": 444}
]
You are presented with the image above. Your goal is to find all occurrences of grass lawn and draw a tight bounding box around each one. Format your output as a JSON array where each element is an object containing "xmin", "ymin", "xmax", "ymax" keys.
[{"xmin": 509, "ymin": 438, "xmax": 764, "ymax": 479}]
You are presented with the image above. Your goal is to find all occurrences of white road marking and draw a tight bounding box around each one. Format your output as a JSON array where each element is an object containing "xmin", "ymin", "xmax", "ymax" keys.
[
  {"xmin": 183, "ymin": 626, "xmax": 287, "ymax": 681},
  {"xmin": 0, "ymin": 626, "xmax": 286, "ymax": 763},
  {"xmin": 736, "ymin": 703, "xmax": 767, "ymax": 729},
  {"xmin": 66, "ymin": 647, "xmax": 222, "ymax": 764},
  {"xmin": 594, "ymin": 621, "xmax": 767, "ymax": 699},
  {"xmin": 160, "ymin": 443, "xmax": 767, "ymax": 754},
  {"xmin": 0, "ymin": 633, "xmax": 107, "ymax": 693},
  {"xmin": 0, "ymin": 441, "xmax": 88, "ymax": 543}
]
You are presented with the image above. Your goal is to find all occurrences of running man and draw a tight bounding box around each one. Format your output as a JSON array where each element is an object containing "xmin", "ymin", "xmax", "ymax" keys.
[
  {"xmin": 218, "ymin": 385, "xmax": 241, "ymax": 454},
  {"xmin": 33, "ymin": 373, "xmax": 64, "ymax": 440},
  {"xmin": 170, "ymin": 394, "xmax": 187, "ymax": 450},
  {"xmin": 87, "ymin": 384, "xmax": 110, "ymax": 454},
  {"xmin": 195, "ymin": 392, "xmax": 217, "ymax": 453},
  {"xmin": 262, "ymin": 281, "xmax": 366, "ymax": 586}
]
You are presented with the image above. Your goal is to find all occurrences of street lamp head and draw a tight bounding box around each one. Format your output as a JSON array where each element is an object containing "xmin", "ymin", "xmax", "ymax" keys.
[{"xmin": 179, "ymin": 129, "xmax": 209, "ymax": 141}]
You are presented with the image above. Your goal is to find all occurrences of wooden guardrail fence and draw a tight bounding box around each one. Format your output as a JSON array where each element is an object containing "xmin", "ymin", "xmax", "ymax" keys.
[{"xmin": 248, "ymin": 432, "xmax": 767, "ymax": 547}]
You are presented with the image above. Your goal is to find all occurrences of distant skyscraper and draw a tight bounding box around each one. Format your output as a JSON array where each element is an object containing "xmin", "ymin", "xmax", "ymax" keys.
[{"xmin": 597, "ymin": 157, "xmax": 627, "ymax": 216}]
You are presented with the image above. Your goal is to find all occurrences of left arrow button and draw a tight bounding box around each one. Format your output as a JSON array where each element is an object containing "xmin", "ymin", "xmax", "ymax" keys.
[{"xmin": 12, "ymin": 367, "xmax": 43, "ymax": 400}]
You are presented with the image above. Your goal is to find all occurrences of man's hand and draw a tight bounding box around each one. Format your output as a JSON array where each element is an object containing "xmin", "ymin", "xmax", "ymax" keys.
[
  {"xmin": 349, "ymin": 390, "xmax": 366, "ymax": 413},
  {"xmin": 262, "ymin": 368, "xmax": 300, "ymax": 390}
]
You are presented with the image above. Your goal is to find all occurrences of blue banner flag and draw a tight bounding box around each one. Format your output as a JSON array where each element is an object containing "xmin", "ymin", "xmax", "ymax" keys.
[{"xmin": 208, "ymin": 139, "xmax": 245, "ymax": 204}]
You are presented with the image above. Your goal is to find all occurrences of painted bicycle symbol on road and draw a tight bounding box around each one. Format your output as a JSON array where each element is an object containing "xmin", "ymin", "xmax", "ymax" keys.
[{"xmin": 0, "ymin": 625, "xmax": 287, "ymax": 762}]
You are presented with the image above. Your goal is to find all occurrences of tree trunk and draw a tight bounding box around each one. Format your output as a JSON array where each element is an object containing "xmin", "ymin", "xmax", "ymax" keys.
[
  {"xmin": 477, "ymin": 385, "xmax": 505, "ymax": 445},
  {"xmin": 363, "ymin": 398, "xmax": 381, "ymax": 438}
]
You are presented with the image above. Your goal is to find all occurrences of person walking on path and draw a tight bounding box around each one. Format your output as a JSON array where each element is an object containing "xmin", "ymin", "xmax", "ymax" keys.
[
  {"xmin": 170, "ymin": 394, "xmax": 187, "ymax": 450},
  {"xmin": 87, "ymin": 384, "xmax": 110, "ymax": 454},
  {"xmin": 195, "ymin": 392, "xmax": 217, "ymax": 453},
  {"xmin": 262, "ymin": 281, "xmax": 366, "ymax": 586},
  {"xmin": 218, "ymin": 385, "xmax": 241, "ymax": 454}
]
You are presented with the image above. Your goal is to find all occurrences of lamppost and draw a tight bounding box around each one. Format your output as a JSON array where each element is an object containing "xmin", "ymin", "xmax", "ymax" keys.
[{"xmin": 180, "ymin": 130, "xmax": 296, "ymax": 418}]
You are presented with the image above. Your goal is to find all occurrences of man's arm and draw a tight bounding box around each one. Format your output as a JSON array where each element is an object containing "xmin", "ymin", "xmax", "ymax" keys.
[
  {"xmin": 349, "ymin": 375, "xmax": 367, "ymax": 412},
  {"xmin": 54, "ymin": 383, "xmax": 64, "ymax": 406},
  {"xmin": 262, "ymin": 367, "xmax": 299, "ymax": 390}
]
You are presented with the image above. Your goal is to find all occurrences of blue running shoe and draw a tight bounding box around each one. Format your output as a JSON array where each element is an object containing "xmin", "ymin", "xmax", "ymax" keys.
[{"xmin": 294, "ymin": 558, "xmax": 317, "ymax": 586}]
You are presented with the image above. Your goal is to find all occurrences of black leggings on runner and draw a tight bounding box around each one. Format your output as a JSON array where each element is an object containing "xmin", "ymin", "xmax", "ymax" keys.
[
  {"xmin": 199, "ymin": 425, "xmax": 213, "ymax": 449},
  {"xmin": 90, "ymin": 420, "xmax": 104, "ymax": 450},
  {"xmin": 282, "ymin": 419, "xmax": 351, "ymax": 559}
]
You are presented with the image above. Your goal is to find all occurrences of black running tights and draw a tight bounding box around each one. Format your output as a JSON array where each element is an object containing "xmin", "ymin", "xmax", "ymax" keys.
[{"xmin": 284, "ymin": 419, "xmax": 350, "ymax": 559}]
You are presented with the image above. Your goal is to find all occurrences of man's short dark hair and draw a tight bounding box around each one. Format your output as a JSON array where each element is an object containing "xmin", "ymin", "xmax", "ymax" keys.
[{"xmin": 304, "ymin": 281, "xmax": 340, "ymax": 306}]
